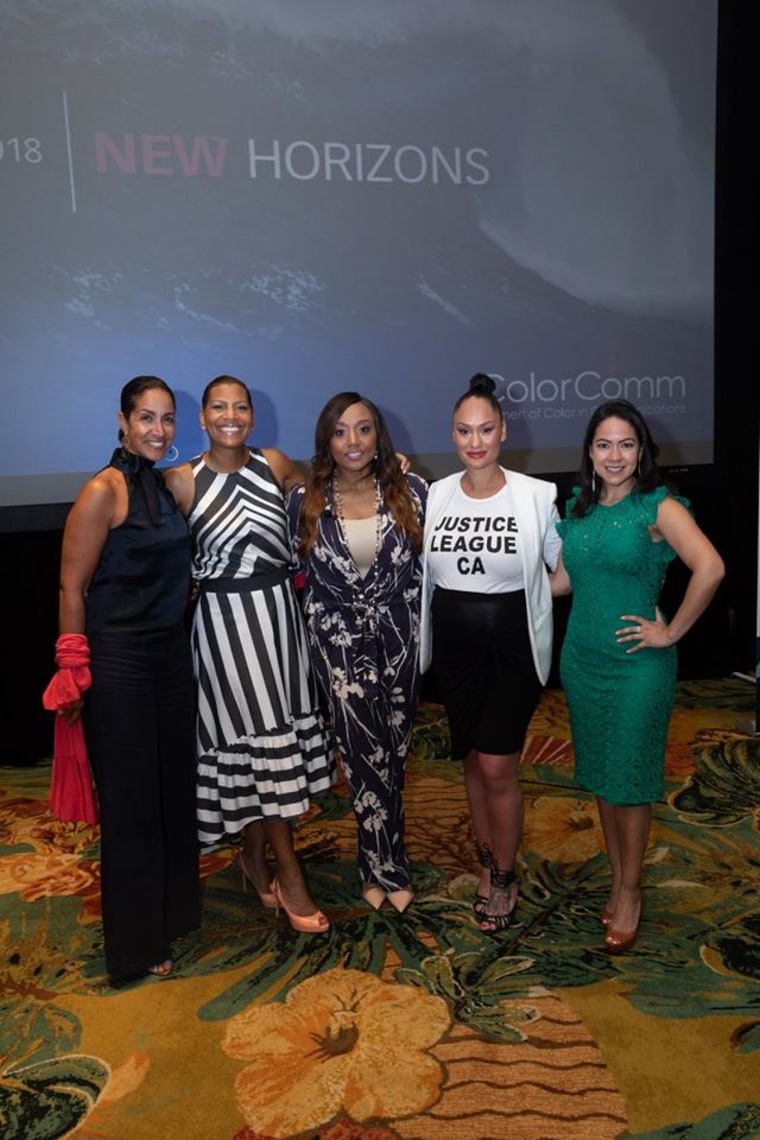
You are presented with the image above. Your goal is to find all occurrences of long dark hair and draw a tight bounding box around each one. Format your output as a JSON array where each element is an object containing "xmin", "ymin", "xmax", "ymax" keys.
[
  {"xmin": 118, "ymin": 375, "xmax": 175, "ymax": 441},
  {"xmin": 571, "ymin": 398, "xmax": 663, "ymax": 517},
  {"xmin": 298, "ymin": 391, "xmax": 422, "ymax": 558}
]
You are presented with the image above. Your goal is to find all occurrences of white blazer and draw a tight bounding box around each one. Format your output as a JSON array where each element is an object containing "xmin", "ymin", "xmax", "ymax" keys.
[{"xmin": 419, "ymin": 467, "xmax": 561, "ymax": 685}]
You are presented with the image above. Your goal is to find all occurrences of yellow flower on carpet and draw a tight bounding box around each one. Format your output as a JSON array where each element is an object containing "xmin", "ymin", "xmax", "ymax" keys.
[
  {"xmin": 523, "ymin": 794, "xmax": 605, "ymax": 863},
  {"xmin": 223, "ymin": 966, "xmax": 450, "ymax": 1137}
]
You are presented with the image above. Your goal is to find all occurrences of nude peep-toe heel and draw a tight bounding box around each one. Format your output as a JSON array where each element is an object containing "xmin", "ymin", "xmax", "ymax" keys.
[
  {"xmin": 238, "ymin": 852, "xmax": 277, "ymax": 909},
  {"xmin": 604, "ymin": 899, "xmax": 642, "ymax": 954},
  {"xmin": 271, "ymin": 879, "xmax": 330, "ymax": 934}
]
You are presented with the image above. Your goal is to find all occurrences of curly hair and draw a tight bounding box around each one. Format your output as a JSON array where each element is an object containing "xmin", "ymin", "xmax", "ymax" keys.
[
  {"xmin": 571, "ymin": 398, "xmax": 664, "ymax": 517},
  {"xmin": 297, "ymin": 392, "xmax": 422, "ymax": 559}
]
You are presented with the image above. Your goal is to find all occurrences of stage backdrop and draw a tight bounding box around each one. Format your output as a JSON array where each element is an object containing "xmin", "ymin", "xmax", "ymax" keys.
[{"xmin": 0, "ymin": 0, "xmax": 717, "ymax": 513}]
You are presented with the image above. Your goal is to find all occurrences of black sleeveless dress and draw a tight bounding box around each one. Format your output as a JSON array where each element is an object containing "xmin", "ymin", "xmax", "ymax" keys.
[{"xmin": 83, "ymin": 448, "xmax": 200, "ymax": 980}]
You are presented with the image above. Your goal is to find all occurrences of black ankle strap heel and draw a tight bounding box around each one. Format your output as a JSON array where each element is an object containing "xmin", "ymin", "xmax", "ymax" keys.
[
  {"xmin": 473, "ymin": 843, "xmax": 492, "ymax": 917},
  {"xmin": 479, "ymin": 863, "xmax": 518, "ymax": 934}
]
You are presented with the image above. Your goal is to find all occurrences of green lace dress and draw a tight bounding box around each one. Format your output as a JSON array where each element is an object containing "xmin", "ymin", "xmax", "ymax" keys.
[{"xmin": 556, "ymin": 485, "xmax": 687, "ymax": 805}]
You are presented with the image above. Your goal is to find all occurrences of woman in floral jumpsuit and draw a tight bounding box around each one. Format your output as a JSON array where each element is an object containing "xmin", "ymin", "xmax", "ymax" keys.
[{"xmin": 287, "ymin": 392, "xmax": 427, "ymax": 912}]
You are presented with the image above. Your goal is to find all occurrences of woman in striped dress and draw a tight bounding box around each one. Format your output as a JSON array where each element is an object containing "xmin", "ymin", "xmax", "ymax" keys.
[{"xmin": 165, "ymin": 376, "xmax": 333, "ymax": 933}]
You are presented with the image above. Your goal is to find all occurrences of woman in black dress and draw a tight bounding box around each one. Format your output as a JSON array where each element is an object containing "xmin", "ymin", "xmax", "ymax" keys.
[{"xmin": 54, "ymin": 376, "xmax": 200, "ymax": 981}]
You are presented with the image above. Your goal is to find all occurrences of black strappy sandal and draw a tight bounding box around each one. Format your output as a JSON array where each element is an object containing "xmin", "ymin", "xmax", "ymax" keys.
[
  {"xmin": 479, "ymin": 865, "xmax": 518, "ymax": 934},
  {"xmin": 473, "ymin": 843, "xmax": 492, "ymax": 917}
]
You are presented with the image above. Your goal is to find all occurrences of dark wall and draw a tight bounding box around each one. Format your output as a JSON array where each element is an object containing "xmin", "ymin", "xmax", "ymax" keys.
[
  {"xmin": 1, "ymin": 529, "xmax": 62, "ymax": 764},
  {"xmin": 712, "ymin": 1, "xmax": 759, "ymax": 685}
]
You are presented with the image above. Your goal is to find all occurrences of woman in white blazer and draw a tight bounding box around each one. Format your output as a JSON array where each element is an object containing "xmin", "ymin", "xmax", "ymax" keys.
[{"xmin": 420, "ymin": 374, "xmax": 561, "ymax": 932}]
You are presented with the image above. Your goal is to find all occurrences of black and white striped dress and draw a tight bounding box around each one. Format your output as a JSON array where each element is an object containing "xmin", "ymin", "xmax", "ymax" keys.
[{"xmin": 188, "ymin": 449, "xmax": 333, "ymax": 849}]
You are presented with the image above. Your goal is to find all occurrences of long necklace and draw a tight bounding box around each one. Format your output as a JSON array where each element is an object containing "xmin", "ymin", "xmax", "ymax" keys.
[{"xmin": 332, "ymin": 475, "xmax": 384, "ymax": 563}]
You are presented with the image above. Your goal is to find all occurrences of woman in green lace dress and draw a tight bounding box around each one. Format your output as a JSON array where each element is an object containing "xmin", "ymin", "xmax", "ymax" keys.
[{"xmin": 551, "ymin": 400, "xmax": 724, "ymax": 953}]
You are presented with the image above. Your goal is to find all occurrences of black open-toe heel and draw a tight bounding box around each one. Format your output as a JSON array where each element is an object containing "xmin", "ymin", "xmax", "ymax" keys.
[
  {"xmin": 479, "ymin": 865, "xmax": 518, "ymax": 934},
  {"xmin": 473, "ymin": 843, "xmax": 492, "ymax": 918}
]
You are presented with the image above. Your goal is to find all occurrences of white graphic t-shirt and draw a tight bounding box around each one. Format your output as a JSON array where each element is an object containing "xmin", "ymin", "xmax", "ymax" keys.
[{"xmin": 426, "ymin": 480, "xmax": 524, "ymax": 594}]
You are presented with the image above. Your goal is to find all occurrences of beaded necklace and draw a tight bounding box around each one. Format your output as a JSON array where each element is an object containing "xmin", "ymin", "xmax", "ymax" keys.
[{"xmin": 332, "ymin": 475, "xmax": 384, "ymax": 564}]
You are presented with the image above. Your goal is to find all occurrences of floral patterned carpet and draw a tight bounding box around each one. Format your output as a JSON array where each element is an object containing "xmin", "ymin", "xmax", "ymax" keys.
[{"xmin": 1, "ymin": 678, "xmax": 759, "ymax": 1140}]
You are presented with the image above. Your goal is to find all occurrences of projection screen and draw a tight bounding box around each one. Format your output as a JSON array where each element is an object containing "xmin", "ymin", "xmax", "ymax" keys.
[{"xmin": 0, "ymin": 0, "xmax": 717, "ymax": 518}]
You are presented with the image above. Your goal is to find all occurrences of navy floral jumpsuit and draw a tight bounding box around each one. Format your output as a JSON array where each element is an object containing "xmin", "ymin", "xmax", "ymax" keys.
[{"xmin": 286, "ymin": 474, "xmax": 427, "ymax": 891}]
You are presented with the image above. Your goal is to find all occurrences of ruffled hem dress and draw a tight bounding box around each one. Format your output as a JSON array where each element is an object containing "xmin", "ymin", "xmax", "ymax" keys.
[{"xmin": 188, "ymin": 449, "xmax": 333, "ymax": 849}]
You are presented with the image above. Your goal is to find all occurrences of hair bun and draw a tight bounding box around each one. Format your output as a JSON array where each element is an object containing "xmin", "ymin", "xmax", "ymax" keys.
[{"xmin": 468, "ymin": 371, "xmax": 496, "ymax": 396}]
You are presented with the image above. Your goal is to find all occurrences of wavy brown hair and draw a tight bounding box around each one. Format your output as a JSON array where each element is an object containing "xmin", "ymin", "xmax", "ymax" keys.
[
  {"xmin": 297, "ymin": 392, "xmax": 423, "ymax": 559},
  {"xmin": 571, "ymin": 398, "xmax": 665, "ymax": 518}
]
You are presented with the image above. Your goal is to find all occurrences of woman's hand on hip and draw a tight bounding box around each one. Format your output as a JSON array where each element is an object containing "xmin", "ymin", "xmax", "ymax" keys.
[{"xmin": 616, "ymin": 607, "xmax": 672, "ymax": 652}]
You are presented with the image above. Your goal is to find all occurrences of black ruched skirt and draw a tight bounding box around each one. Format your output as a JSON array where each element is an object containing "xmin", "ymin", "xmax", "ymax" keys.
[{"xmin": 431, "ymin": 587, "xmax": 541, "ymax": 761}]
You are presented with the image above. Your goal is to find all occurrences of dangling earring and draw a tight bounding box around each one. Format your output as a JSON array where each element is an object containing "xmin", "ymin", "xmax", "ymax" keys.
[
  {"xmin": 165, "ymin": 445, "xmax": 179, "ymax": 462},
  {"xmin": 591, "ymin": 471, "xmax": 596, "ymax": 494},
  {"xmin": 636, "ymin": 454, "xmax": 641, "ymax": 480}
]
